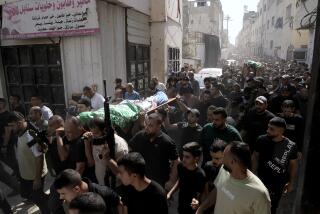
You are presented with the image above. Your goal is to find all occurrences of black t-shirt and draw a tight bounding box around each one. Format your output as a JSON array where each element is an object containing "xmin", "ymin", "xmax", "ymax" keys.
[
  {"xmin": 241, "ymin": 110, "xmax": 275, "ymax": 149},
  {"xmin": 210, "ymin": 96, "xmax": 228, "ymax": 108},
  {"xmin": 176, "ymin": 122, "xmax": 202, "ymax": 157},
  {"xmin": 129, "ymin": 130, "xmax": 178, "ymax": 186},
  {"xmin": 65, "ymin": 136, "xmax": 87, "ymax": 170},
  {"xmin": 13, "ymin": 105, "xmax": 26, "ymax": 117},
  {"xmin": 0, "ymin": 111, "xmax": 10, "ymax": 144},
  {"xmin": 196, "ymin": 101, "xmax": 213, "ymax": 126},
  {"xmin": 85, "ymin": 178, "xmax": 120, "ymax": 214},
  {"xmin": 177, "ymin": 163, "xmax": 206, "ymax": 214},
  {"xmin": 255, "ymin": 135, "xmax": 298, "ymax": 190},
  {"xmin": 48, "ymin": 137, "xmax": 68, "ymax": 174},
  {"xmin": 203, "ymin": 161, "xmax": 220, "ymax": 192},
  {"xmin": 120, "ymin": 181, "xmax": 168, "ymax": 214},
  {"xmin": 280, "ymin": 115, "xmax": 304, "ymax": 152}
]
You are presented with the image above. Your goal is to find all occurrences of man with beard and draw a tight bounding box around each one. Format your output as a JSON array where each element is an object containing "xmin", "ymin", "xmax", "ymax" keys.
[
  {"xmin": 7, "ymin": 111, "xmax": 49, "ymax": 213},
  {"xmin": 129, "ymin": 113, "xmax": 179, "ymax": 190},
  {"xmin": 240, "ymin": 96, "xmax": 275, "ymax": 151},
  {"xmin": 278, "ymin": 100, "xmax": 304, "ymax": 159},
  {"xmin": 201, "ymin": 108, "xmax": 242, "ymax": 164},
  {"xmin": 197, "ymin": 91, "xmax": 214, "ymax": 126},
  {"xmin": 164, "ymin": 108, "xmax": 202, "ymax": 158},
  {"xmin": 196, "ymin": 142, "xmax": 271, "ymax": 214},
  {"xmin": 252, "ymin": 117, "xmax": 298, "ymax": 214},
  {"xmin": 202, "ymin": 140, "xmax": 227, "ymax": 214},
  {"xmin": 210, "ymin": 83, "xmax": 228, "ymax": 108},
  {"xmin": 268, "ymin": 86, "xmax": 298, "ymax": 115}
]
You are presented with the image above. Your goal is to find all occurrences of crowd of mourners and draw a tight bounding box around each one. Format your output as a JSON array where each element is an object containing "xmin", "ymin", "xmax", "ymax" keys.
[{"xmin": 0, "ymin": 58, "xmax": 311, "ymax": 214}]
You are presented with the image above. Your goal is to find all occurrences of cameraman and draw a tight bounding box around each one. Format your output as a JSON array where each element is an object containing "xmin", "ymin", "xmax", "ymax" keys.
[{"xmin": 29, "ymin": 106, "xmax": 48, "ymax": 132}]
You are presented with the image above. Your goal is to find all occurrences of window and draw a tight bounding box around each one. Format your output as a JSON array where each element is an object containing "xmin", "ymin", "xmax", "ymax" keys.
[
  {"xmin": 1, "ymin": 45, "xmax": 66, "ymax": 115},
  {"xmin": 275, "ymin": 17, "xmax": 283, "ymax": 29},
  {"xmin": 196, "ymin": 32, "xmax": 204, "ymax": 43},
  {"xmin": 127, "ymin": 44, "xmax": 150, "ymax": 95},
  {"xmin": 267, "ymin": 20, "xmax": 270, "ymax": 29},
  {"xmin": 286, "ymin": 4, "xmax": 292, "ymax": 20},
  {"xmin": 264, "ymin": 4, "xmax": 266, "ymax": 11},
  {"xmin": 277, "ymin": 0, "xmax": 282, "ymax": 5},
  {"xmin": 168, "ymin": 48, "xmax": 180, "ymax": 74},
  {"xmin": 272, "ymin": 16, "xmax": 275, "ymax": 25},
  {"xmin": 194, "ymin": 1, "xmax": 206, "ymax": 7},
  {"xmin": 270, "ymin": 40, "xmax": 273, "ymax": 49}
]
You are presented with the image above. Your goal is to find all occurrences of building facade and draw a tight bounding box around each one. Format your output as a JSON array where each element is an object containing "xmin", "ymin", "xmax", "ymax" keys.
[
  {"xmin": 236, "ymin": 0, "xmax": 317, "ymax": 66},
  {"xmin": 0, "ymin": 0, "xmax": 183, "ymax": 115},
  {"xmin": 182, "ymin": 0, "xmax": 223, "ymax": 68}
]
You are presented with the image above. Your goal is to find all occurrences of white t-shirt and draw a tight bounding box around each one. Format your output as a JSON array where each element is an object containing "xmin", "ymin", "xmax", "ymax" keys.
[
  {"xmin": 41, "ymin": 105, "xmax": 53, "ymax": 120},
  {"xmin": 91, "ymin": 93, "xmax": 105, "ymax": 110},
  {"xmin": 214, "ymin": 167, "xmax": 271, "ymax": 214},
  {"xmin": 156, "ymin": 82, "xmax": 167, "ymax": 92},
  {"xmin": 17, "ymin": 130, "xmax": 47, "ymax": 180}
]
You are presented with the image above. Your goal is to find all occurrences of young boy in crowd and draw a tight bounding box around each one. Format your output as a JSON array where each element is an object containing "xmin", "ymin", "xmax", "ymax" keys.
[{"xmin": 167, "ymin": 142, "xmax": 206, "ymax": 214}]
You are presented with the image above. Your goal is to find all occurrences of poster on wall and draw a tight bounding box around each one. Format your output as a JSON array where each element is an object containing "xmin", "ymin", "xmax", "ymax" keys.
[{"xmin": 1, "ymin": 0, "xmax": 100, "ymax": 40}]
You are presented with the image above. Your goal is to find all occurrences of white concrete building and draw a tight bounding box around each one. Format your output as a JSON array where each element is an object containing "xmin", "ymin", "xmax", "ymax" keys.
[
  {"xmin": 236, "ymin": 0, "xmax": 318, "ymax": 66},
  {"xmin": 0, "ymin": 0, "xmax": 183, "ymax": 115},
  {"xmin": 182, "ymin": 0, "xmax": 224, "ymax": 68}
]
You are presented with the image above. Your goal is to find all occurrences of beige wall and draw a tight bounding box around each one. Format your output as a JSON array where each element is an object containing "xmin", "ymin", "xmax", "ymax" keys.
[
  {"xmin": 116, "ymin": 0, "xmax": 150, "ymax": 15},
  {"xmin": 150, "ymin": 0, "xmax": 183, "ymax": 82}
]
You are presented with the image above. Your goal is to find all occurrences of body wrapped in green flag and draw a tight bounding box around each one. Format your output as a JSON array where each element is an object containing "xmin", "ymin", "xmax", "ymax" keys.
[{"xmin": 78, "ymin": 101, "xmax": 140, "ymax": 129}]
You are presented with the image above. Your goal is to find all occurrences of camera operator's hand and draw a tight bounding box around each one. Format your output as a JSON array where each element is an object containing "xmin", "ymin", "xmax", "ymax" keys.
[
  {"xmin": 38, "ymin": 143, "xmax": 48, "ymax": 153},
  {"xmin": 83, "ymin": 132, "xmax": 93, "ymax": 142},
  {"xmin": 55, "ymin": 127, "xmax": 65, "ymax": 138}
]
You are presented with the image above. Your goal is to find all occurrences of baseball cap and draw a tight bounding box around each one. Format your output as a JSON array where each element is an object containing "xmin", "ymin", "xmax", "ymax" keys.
[
  {"xmin": 255, "ymin": 96, "xmax": 267, "ymax": 104},
  {"xmin": 187, "ymin": 108, "xmax": 200, "ymax": 118}
]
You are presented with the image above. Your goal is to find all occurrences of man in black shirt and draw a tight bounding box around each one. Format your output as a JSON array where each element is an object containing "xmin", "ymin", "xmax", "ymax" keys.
[
  {"xmin": 9, "ymin": 94, "xmax": 26, "ymax": 116},
  {"xmin": 278, "ymin": 100, "xmax": 304, "ymax": 158},
  {"xmin": 69, "ymin": 192, "xmax": 106, "ymax": 214},
  {"xmin": 252, "ymin": 117, "xmax": 298, "ymax": 214},
  {"xmin": 54, "ymin": 169, "xmax": 122, "ymax": 214},
  {"xmin": 63, "ymin": 117, "xmax": 87, "ymax": 174},
  {"xmin": 118, "ymin": 152, "xmax": 168, "ymax": 214},
  {"xmin": 240, "ymin": 96, "xmax": 275, "ymax": 151},
  {"xmin": 165, "ymin": 108, "xmax": 202, "ymax": 157},
  {"xmin": 167, "ymin": 142, "xmax": 206, "ymax": 214},
  {"xmin": 210, "ymin": 83, "xmax": 228, "ymax": 108},
  {"xmin": 47, "ymin": 115, "xmax": 68, "ymax": 175},
  {"xmin": 202, "ymin": 140, "xmax": 227, "ymax": 214},
  {"xmin": 129, "ymin": 113, "xmax": 179, "ymax": 190}
]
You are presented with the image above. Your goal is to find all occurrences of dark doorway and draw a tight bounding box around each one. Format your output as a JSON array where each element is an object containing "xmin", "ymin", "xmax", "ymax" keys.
[
  {"xmin": 127, "ymin": 43, "xmax": 151, "ymax": 96},
  {"xmin": 1, "ymin": 44, "xmax": 66, "ymax": 115}
]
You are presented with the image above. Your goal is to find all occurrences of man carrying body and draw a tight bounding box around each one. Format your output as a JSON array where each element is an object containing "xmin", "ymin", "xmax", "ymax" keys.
[
  {"xmin": 129, "ymin": 113, "xmax": 179, "ymax": 190},
  {"xmin": 83, "ymin": 86, "xmax": 105, "ymax": 111}
]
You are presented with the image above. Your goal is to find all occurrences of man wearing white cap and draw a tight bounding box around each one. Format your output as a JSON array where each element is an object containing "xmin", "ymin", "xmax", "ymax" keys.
[{"xmin": 239, "ymin": 96, "xmax": 275, "ymax": 152}]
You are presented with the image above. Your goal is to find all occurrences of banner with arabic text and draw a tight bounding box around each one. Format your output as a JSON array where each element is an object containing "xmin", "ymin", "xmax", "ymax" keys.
[{"xmin": 2, "ymin": 0, "xmax": 99, "ymax": 40}]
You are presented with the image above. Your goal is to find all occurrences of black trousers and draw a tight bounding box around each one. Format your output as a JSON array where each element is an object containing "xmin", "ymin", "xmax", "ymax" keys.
[
  {"xmin": 0, "ymin": 189, "xmax": 12, "ymax": 214},
  {"xmin": 20, "ymin": 177, "xmax": 50, "ymax": 213},
  {"xmin": 0, "ymin": 161, "xmax": 19, "ymax": 192},
  {"xmin": 269, "ymin": 186, "xmax": 284, "ymax": 214}
]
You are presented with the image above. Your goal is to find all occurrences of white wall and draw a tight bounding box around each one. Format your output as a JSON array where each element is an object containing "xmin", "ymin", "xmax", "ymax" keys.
[{"xmin": 61, "ymin": 1, "xmax": 126, "ymax": 99}]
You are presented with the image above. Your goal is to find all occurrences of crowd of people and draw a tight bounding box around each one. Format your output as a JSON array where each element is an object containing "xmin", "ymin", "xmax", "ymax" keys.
[{"xmin": 0, "ymin": 58, "xmax": 311, "ymax": 214}]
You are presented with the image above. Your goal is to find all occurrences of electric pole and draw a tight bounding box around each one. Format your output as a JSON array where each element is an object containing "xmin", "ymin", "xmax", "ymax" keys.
[{"xmin": 224, "ymin": 15, "xmax": 232, "ymax": 48}]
